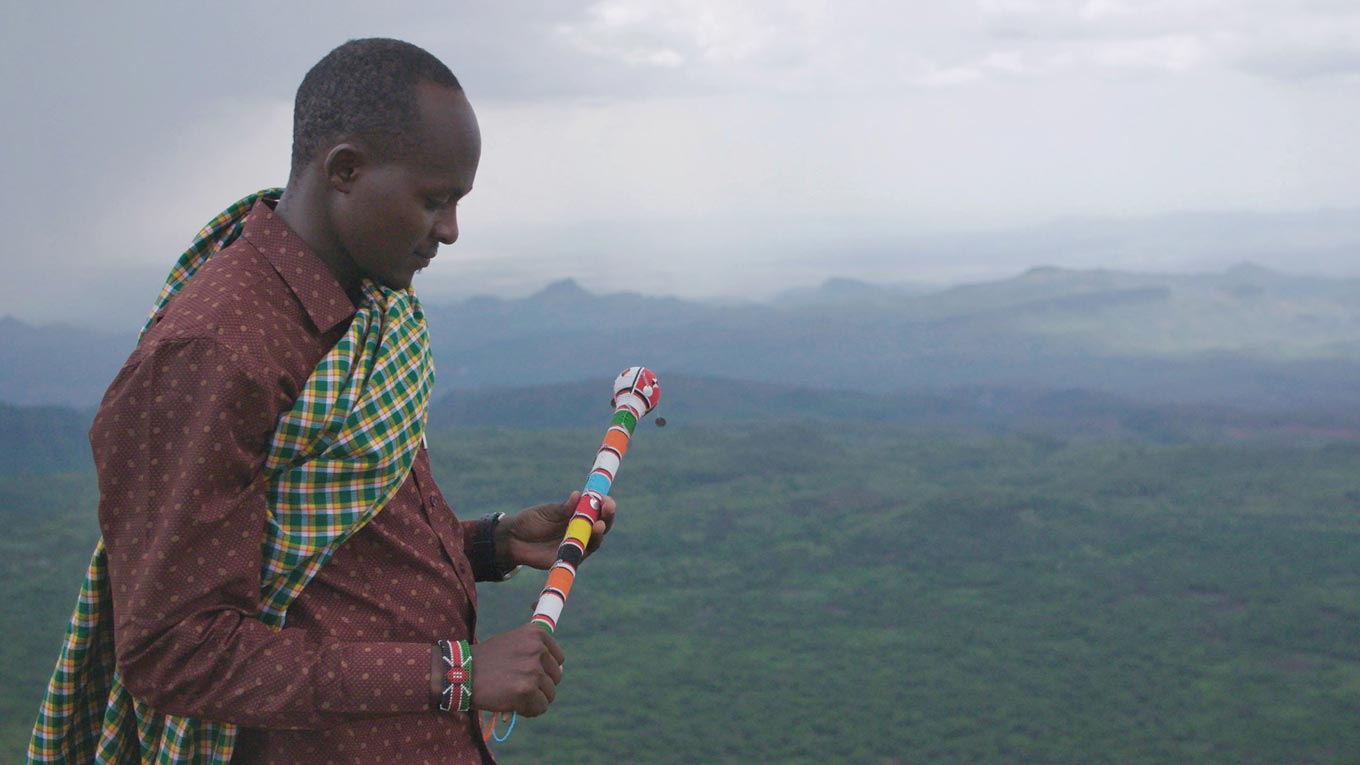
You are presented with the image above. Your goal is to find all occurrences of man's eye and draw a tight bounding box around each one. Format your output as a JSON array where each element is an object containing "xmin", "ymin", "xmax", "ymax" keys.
[{"xmin": 426, "ymin": 192, "xmax": 458, "ymax": 210}]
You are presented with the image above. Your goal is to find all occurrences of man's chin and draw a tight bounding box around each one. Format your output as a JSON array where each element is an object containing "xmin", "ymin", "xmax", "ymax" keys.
[{"xmin": 375, "ymin": 273, "xmax": 415, "ymax": 291}]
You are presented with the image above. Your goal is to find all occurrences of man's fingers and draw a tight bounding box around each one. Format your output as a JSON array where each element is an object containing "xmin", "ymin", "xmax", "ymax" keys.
[
  {"xmin": 543, "ymin": 633, "xmax": 566, "ymax": 666},
  {"xmin": 585, "ymin": 496, "xmax": 616, "ymax": 554},
  {"xmin": 473, "ymin": 626, "xmax": 567, "ymax": 717},
  {"xmin": 586, "ymin": 521, "xmax": 607, "ymax": 553},
  {"xmin": 522, "ymin": 689, "xmax": 551, "ymax": 717},
  {"xmin": 541, "ymin": 649, "xmax": 564, "ymax": 684},
  {"xmin": 534, "ymin": 689, "xmax": 551, "ymax": 716},
  {"xmin": 535, "ymin": 492, "xmax": 577, "ymax": 523},
  {"xmin": 599, "ymin": 496, "xmax": 617, "ymax": 531},
  {"xmin": 538, "ymin": 670, "xmax": 558, "ymax": 703}
]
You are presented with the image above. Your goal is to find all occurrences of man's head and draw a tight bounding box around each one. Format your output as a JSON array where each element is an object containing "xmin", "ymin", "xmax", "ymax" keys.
[
  {"xmin": 285, "ymin": 39, "xmax": 481, "ymax": 291},
  {"xmin": 291, "ymin": 38, "xmax": 463, "ymax": 180}
]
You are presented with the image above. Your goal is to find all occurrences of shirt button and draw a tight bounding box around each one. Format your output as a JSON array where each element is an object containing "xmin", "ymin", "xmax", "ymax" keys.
[{"xmin": 429, "ymin": 494, "xmax": 441, "ymax": 506}]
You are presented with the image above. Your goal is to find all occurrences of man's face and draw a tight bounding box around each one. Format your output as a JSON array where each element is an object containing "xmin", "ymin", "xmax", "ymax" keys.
[{"xmin": 332, "ymin": 83, "xmax": 481, "ymax": 291}]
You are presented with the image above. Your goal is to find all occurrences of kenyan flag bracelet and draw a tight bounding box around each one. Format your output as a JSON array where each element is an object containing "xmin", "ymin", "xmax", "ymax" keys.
[{"xmin": 438, "ymin": 639, "xmax": 473, "ymax": 712}]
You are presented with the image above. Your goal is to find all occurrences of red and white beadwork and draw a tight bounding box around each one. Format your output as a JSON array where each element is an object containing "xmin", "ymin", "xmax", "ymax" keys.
[{"xmin": 438, "ymin": 639, "xmax": 473, "ymax": 712}]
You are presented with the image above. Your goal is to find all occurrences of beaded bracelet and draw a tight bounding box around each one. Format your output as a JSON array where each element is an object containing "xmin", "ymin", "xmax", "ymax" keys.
[{"xmin": 438, "ymin": 639, "xmax": 473, "ymax": 712}]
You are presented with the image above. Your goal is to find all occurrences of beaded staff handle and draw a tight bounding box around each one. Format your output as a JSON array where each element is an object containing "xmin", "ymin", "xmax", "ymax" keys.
[
  {"xmin": 529, "ymin": 366, "xmax": 661, "ymax": 633},
  {"xmin": 486, "ymin": 367, "xmax": 661, "ymax": 744}
]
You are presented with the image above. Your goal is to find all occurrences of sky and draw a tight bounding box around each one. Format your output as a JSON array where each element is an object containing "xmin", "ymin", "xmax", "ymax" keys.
[{"xmin": 3, "ymin": 1, "xmax": 1359, "ymax": 329}]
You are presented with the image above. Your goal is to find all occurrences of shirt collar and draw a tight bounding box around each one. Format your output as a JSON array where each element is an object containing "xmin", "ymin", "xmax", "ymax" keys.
[{"xmin": 241, "ymin": 200, "xmax": 356, "ymax": 334}]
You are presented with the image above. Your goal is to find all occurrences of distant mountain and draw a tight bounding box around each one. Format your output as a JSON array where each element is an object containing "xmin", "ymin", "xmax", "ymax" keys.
[
  {"xmin": 0, "ymin": 317, "xmax": 130, "ymax": 407},
  {"xmin": 771, "ymin": 277, "xmax": 934, "ymax": 309},
  {"xmin": 3, "ymin": 265, "xmax": 1358, "ymax": 411},
  {"xmin": 429, "ymin": 375, "xmax": 1360, "ymax": 444},
  {"xmin": 418, "ymin": 265, "xmax": 1360, "ymax": 413},
  {"xmin": 905, "ymin": 263, "xmax": 1360, "ymax": 359}
]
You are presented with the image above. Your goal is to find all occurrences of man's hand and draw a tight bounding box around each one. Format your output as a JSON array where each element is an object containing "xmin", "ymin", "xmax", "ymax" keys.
[
  {"xmin": 470, "ymin": 625, "xmax": 565, "ymax": 717},
  {"xmin": 497, "ymin": 491, "xmax": 616, "ymax": 570}
]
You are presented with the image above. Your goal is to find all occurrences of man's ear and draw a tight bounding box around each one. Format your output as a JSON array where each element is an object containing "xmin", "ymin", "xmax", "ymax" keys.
[{"xmin": 323, "ymin": 143, "xmax": 365, "ymax": 192}]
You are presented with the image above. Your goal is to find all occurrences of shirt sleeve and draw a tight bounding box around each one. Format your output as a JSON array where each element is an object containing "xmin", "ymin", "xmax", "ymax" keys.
[{"xmin": 94, "ymin": 337, "xmax": 433, "ymax": 728}]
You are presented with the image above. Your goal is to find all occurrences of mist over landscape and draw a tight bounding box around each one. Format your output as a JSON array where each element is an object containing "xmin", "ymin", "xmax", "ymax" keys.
[{"xmin": 5, "ymin": 259, "xmax": 1357, "ymax": 416}]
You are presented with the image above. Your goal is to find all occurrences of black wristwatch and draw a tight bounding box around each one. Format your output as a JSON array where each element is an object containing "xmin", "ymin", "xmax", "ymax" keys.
[{"xmin": 472, "ymin": 512, "xmax": 520, "ymax": 582}]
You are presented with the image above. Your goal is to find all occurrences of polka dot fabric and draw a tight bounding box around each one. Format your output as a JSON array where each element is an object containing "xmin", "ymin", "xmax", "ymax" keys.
[{"xmin": 34, "ymin": 201, "xmax": 494, "ymax": 764}]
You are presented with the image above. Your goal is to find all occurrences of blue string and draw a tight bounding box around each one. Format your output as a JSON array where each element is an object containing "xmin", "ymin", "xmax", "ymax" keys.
[{"xmin": 493, "ymin": 712, "xmax": 517, "ymax": 742}]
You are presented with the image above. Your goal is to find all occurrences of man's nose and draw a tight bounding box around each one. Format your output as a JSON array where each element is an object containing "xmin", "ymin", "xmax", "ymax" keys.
[{"xmin": 433, "ymin": 206, "xmax": 459, "ymax": 245}]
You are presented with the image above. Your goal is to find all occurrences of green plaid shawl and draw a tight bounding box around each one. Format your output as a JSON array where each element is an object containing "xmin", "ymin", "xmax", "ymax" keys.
[{"xmin": 28, "ymin": 189, "xmax": 435, "ymax": 764}]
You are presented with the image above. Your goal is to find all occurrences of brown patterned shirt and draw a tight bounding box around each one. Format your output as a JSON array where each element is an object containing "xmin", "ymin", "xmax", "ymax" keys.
[{"xmin": 91, "ymin": 201, "xmax": 495, "ymax": 763}]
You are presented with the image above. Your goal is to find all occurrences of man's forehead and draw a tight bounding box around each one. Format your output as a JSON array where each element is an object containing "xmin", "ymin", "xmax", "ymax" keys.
[
  {"xmin": 416, "ymin": 84, "xmax": 480, "ymax": 150},
  {"xmin": 404, "ymin": 83, "xmax": 480, "ymax": 182}
]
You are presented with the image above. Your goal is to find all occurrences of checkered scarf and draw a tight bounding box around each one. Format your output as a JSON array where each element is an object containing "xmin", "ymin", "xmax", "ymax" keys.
[{"xmin": 28, "ymin": 189, "xmax": 435, "ymax": 764}]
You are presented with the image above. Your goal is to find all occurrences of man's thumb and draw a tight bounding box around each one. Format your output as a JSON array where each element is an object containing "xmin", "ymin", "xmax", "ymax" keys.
[{"xmin": 558, "ymin": 491, "xmax": 583, "ymax": 517}]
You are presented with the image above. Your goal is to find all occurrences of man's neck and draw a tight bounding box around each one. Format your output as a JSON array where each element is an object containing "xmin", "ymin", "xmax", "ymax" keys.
[{"xmin": 274, "ymin": 180, "xmax": 363, "ymax": 295}]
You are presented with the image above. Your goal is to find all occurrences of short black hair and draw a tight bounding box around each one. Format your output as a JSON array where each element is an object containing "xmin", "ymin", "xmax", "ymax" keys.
[{"xmin": 290, "ymin": 38, "xmax": 462, "ymax": 178}]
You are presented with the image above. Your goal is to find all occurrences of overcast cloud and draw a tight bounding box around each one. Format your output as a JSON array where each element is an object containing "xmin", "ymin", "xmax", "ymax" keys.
[{"xmin": 3, "ymin": 1, "xmax": 1358, "ymax": 328}]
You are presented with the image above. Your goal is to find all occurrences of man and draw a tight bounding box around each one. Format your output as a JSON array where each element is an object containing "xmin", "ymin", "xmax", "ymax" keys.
[{"xmin": 30, "ymin": 39, "xmax": 611, "ymax": 764}]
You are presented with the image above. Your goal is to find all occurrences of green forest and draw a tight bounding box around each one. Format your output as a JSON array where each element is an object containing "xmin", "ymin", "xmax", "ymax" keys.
[{"xmin": 4, "ymin": 419, "xmax": 1359, "ymax": 763}]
